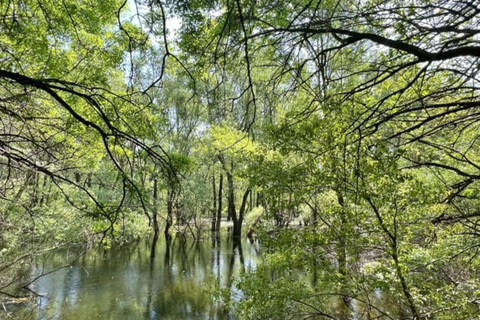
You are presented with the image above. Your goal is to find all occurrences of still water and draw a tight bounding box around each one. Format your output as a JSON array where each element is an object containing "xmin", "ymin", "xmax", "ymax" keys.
[{"xmin": 12, "ymin": 235, "xmax": 261, "ymax": 320}]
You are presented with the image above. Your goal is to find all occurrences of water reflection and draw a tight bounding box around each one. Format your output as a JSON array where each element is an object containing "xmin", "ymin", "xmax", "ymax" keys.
[{"xmin": 16, "ymin": 235, "xmax": 261, "ymax": 320}]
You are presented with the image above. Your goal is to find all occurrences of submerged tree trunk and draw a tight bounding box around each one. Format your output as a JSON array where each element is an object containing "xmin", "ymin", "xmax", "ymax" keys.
[
  {"xmin": 150, "ymin": 232, "xmax": 158, "ymax": 261},
  {"xmin": 218, "ymin": 156, "xmax": 248, "ymax": 239}
]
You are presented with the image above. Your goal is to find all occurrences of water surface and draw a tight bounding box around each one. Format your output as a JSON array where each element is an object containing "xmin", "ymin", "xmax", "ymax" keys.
[{"xmin": 12, "ymin": 235, "xmax": 260, "ymax": 320}]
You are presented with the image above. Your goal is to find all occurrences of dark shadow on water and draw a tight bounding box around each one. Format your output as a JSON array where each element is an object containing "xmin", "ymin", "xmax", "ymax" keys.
[{"xmin": 150, "ymin": 234, "xmax": 158, "ymax": 262}]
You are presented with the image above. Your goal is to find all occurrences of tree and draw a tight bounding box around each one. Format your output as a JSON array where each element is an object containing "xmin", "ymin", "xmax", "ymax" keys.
[
  {"xmin": 162, "ymin": 1, "xmax": 480, "ymax": 318},
  {"xmin": 0, "ymin": 0, "xmax": 180, "ymax": 232},
  {"xmin": 0, "ymin": 0, "xmax": 178, "ymax": 298}
]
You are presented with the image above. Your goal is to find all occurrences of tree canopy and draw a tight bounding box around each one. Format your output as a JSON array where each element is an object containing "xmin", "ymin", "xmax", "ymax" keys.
[{"xmin": 1, "ymin": 0, "xmax": 480, "ymax": 319}]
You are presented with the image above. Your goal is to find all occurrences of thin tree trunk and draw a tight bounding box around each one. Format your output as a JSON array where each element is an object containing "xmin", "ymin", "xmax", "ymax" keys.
[
  {"xmin": 226, "ymin": 170, "xmax": 235, "ymax": 222},
  {"xmin": 38, "ymin": 174, "xmax": 48, "ymax": 206},
  {"xmin": 31, "ymin": 172, "xmax": 39, "ymax": 206},
  {"xmin": 366, "ymin": 196, "xmax": 420, "ymax": 319},
  {"xmin": 336, "ymin": 191, "xmax": 347, "ymax": 277},
  {"xmin": 249, "ymin": 189, "xmax": 253, "ymax": 210},
  {"xmin": 86, "ymin": 172, "xmax": 93, "ymax": 188},
  {"xmin": 211, "ymin": 174, "xmax": 217, "ymax": 232},
  {"xmin": 152, "ymin": 177, "xmax": 159, "ymax": 238},
  {"xmin": 74, "ymin": 172, "xmax": 81, "ymax": 184},
  {"xmin": 165, "ymin": 189, "xmax": 174, "ymax": 239},
  {"xmin": 336, "ymin": 191, "xmax": 350, "ymax": 307},
  {"xmin": 216, "ymin": 173, "xmax": 223, "ymax": 232}
]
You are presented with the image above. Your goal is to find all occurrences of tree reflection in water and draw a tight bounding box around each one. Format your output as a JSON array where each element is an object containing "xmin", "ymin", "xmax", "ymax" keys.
[{"xmin": 9, "ymin": 234, "xmax": 259, "ymax": 320}]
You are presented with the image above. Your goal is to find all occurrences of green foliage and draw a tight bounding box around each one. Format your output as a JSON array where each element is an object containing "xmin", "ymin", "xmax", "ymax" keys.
[
  {"xmin": 244, "ymin": 206, "xmax": 265, "ymax": 228},
  {"xmin": 234, "ymin": 270, "xmax": 313, "ymax": 320},
  {"xmin": 2, "ymin": 1, "xmax": 480, "ymax": 319}
]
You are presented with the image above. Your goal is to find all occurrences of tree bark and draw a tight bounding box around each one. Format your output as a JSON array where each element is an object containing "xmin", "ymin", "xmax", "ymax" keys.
[
  {"xmin": 152, "ymin": 177, "xmax": 159, "ymax": 238},
  {"xmin": 211, "ymin": 174, "xmax": 217, "ymax": 232},
  {"xmin": 226, "ymin": 169, "xmax": 235, "ymax": 222},
  {"xmin": 216, "ymin": 173, "xmax": 223, "ymax": 232},
  {"xmin": 233, "ymin": 189, "xmax": 251, "ymax": 239},
  {"xmin": 165, "ymin": 188, "xmax": 174, "ymax": 239}
]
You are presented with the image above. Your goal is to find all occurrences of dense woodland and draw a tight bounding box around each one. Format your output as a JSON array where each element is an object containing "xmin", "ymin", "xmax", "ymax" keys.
[{"xmin": 1, "ymin": 0, "xmax": 480, "ymax": 319}]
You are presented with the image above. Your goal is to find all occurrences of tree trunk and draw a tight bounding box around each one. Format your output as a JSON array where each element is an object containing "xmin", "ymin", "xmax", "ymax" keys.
[
  {"xmin": 216, "ymin": 173, "xmax": 223, "ymax": 232},
  {"xmin": 74, "ymin": 172, "xmax": 81, "ymax": 184},
  {"xmin": 152, "ymin": 177, "xmax": 159, "ymax": 238},
  {"xmin": 86, "ymin": 172, "xmax": 93, "ymax": 188},
  {"xmin": 38, "ymin": 174, "xmax": 48, "ymax": 206},
  {"xmin": 226, "ymin": 170, "xmax": 235, "ymax": 222},
  {"xmin": 249, "ymin": 189, "xmax": 253, "ymax": 209},
  {"xmin": 211, "ymin": 174, "xmax": 217, "ymax": 232},
  {"xmin": 165, "ymin": 188, "xmax": 174, "ymax": 239},
  {"xmin": 336, "ymin": 191, "xmax": 347, "ymax": 277},
  {"xmin": 233, "ymin": 189, "xmax": 251, "ymax": 239}
]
